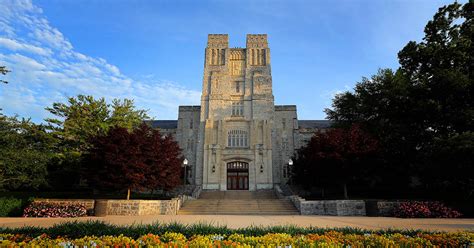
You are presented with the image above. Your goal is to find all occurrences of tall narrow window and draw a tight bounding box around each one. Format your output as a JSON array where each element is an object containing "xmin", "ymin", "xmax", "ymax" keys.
[
  {"xmin": 235, "ymin": 82, "xmax": 240, "ymax": 93},
  {"xmin": 231, "ymin": 102, "xmax": 243, "ymax": 116},
  {"xmin": 211, "ymin": 49, "xmax": 215, "ymax": 65},
  {"xmin": 227, "ymin": 130, "xmax": 248, "ymax": 148},
  {"xmin": 220, "ymin": 49, "xmax": 225, "ymax": 65}
]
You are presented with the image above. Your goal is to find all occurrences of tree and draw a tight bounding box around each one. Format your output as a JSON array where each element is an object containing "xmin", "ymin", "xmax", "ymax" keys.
[
  {"xmin": 291, "ymin": 124, "xmax": 378, "ymax": 199},
  {"xmin": 0, "ymin": 112, "xmax": 54, "ymax": 190},
  {"xmin": 45, "ymin": 95, "xmax": 149, "ymax": 190},
  {"xmin": 324, "ymin": 2, "xmax": 473, "ymax": 199},
  {"xmin": 0, "ymin": 66, "xmax": 9, "ymax": 84},
  {"xmin": 85, "ymin": 124, "xmax": 183, "ymax": 199}
]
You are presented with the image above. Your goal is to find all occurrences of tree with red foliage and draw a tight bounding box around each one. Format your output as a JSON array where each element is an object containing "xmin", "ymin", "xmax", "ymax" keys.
[
  {"xmin": 142, "ymin": 127, "xmax": 183, "ymax": 191},
  {"xmin": 85, "ymin": 124, "xmax": 183, "ymax": 199},
  {"xmin": 291, "ymin": 124, "xmax": 378, "ymax": 199}
]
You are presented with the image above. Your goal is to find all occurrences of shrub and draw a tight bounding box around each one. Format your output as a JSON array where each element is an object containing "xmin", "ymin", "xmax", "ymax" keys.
[
  {"xmin": 394, "ymin": 201, "xmax": 462, "ymax": 218},
  {"xmin": 0, "ymin": 197, "xmax": 31, "ymax": 217},
  {"xmin": 23, "ymin": 202, "xmax": 87, "ymax": 218}
]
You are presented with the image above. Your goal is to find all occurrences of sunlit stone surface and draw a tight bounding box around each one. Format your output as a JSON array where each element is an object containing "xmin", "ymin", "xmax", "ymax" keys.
[{"xmin": 149, "ymin": 34, "xmax": 331, "ymax": 191}]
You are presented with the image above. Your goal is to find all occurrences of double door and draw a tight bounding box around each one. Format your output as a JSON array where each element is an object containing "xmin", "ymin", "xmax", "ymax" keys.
[
  {"xmin": 227, "ymin": 171, "xmax": 249, "ymax": 190},
  {"xmin": 226, "ymin": 161, "xmax": 249, "ymax": 190}
]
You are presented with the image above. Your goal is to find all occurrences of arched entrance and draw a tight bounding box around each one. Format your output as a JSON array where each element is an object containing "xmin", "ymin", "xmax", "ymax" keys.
[{"xmin": 227, "ymin": 161, "xmax": 249, "ymax": 190}]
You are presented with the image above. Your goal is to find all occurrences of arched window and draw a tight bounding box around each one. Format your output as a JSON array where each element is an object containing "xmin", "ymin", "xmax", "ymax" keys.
[{"xmin": 227, "ymin": 130, "xmax": 248, "ymax": 147}]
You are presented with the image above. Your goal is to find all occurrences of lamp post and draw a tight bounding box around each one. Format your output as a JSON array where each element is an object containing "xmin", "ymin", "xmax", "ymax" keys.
[
  {"xmin": 287, "ymin": 159, "xmax": 293, "ymax": 178},
  {"xmin": 182, "ymin": 158, "xmax": 188, "ymax": 185}
]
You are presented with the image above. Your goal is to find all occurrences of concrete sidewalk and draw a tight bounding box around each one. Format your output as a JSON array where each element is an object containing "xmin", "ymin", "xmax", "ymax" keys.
[{"xmin": 1, "ymin": 215, "xmax": 473, "ymax": 232}]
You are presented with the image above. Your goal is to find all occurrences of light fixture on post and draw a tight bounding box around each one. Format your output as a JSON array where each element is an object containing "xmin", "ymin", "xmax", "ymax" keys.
[
  {"xmin": 182, "ymin": 158, "xmax": 188, "ymax": 185},
  {"xmin": 286, "ymin": 159, "xmax": 293, "ymax": 178}
]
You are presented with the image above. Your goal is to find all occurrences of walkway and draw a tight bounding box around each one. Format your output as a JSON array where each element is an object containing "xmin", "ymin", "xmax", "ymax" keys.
[{"xmin": 1, "ymin": 216, "xmax": 473, "ymax": 232}]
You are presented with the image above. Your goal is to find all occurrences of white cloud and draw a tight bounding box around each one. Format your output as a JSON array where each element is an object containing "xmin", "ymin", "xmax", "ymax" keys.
[
  {"xmin": 0, "ymin": 37, "xmax": 51, "ymax": 56},
  {"xmin": 0, "ymin": 0, "xmax": 200, "ymax": 122}
]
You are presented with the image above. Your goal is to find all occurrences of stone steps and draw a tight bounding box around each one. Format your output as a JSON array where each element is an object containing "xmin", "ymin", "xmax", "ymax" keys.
[{"xmin": 178, "ymin": 193, "xmax": 299, "ymax": 215}]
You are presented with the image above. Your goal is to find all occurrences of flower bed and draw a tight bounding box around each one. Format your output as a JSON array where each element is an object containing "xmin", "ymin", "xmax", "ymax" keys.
[
  {"xmin": 1, "ymin": 231, "xmax": 473, "ymax": 247},
  {"xmin": 23, "ymin": 202, "xmax": 87, "ymax": 217},
  {"xmin": 394, "ymin": 201, "xmax": 462, "ymax": 218}
]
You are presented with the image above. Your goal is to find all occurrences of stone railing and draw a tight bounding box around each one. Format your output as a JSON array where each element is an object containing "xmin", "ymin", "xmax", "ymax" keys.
[
  {"xmin": 277, "ymin": 185, "xmax": 366, "ymax": 216},
  {"xmin": 365, "ymin": 200, "xmax": 403, "ymax": 217},
  {"xmin": 94, "ymin": 199, "xmax": 181, "ymax": 216},
  {"xmin": 278, "ymin": 185, "xmax": 409, "ymax": 216},
  {"xmin": 274, "ymin": 184, "xmax": 286, "ymax": 199},
  {"xmin": 191, "ymin": 185, "xmax": 202, "ymax": 199},
  {"xmin": 299, "ymin": 199, "xmax": 366, "ymax": 216}
]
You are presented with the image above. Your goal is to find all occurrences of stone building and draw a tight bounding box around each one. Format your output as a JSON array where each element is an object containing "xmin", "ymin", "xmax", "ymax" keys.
[{"xmin": 149, "ymin": 34, "xmax": 330, "ymax": 191}]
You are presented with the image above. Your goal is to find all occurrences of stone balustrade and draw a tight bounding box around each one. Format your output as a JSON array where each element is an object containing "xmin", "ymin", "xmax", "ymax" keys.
[{"xmin": 94, "ymin": 199, "xmax": 180, "ymax": 216}]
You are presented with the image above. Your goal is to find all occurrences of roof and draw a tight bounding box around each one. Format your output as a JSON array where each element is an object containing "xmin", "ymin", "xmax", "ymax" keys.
[
  {"xmin": 145, "ymin": 120, "xmax": 178, "ymax": 129},
  {"xmin": 298, "ymin": 120, "xmax": 333, "ymax": 129},
  {"xmin": 145, "ymin": 119, "xmax": 333, "ymax": 130}
]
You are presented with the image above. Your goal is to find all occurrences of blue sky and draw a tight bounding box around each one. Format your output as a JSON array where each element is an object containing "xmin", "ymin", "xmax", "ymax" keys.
[{"xmin": 0, "ymin": 0, "xmax": 460, "ymax": 122}]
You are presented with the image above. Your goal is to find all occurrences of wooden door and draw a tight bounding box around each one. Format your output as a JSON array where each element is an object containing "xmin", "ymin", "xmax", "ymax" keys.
[{"xmin": 227, "ymin": 162, "xmax": 249, "ymax": 190}]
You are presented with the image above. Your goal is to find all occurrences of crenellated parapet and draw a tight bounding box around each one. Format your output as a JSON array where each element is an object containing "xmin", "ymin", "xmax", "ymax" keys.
[
  {"xmin": 246, "ymin": 34, "xmax": 268, "ymax": 48},
  {"xmin": 207, "ymin": 34, "xmax": 229, "ymax": 48}
]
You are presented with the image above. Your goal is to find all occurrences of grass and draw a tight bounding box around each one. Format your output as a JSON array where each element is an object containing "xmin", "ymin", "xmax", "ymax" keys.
[{"xmin": 0, "ymin": 220, "xmax": 460, "ymax": 239}]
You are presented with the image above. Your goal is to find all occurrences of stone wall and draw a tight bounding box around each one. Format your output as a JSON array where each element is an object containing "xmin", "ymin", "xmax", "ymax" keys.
[
  {"xmin": 365, "ymin": 200, "xmax": 403, "ymax": 217},
  {"xmin": 284, "ymin": 191, "xmax": 366, "ymax": 216},
  {"xmin": 94, "ymin": 199, "xmax": 180, "ymax": 216}
]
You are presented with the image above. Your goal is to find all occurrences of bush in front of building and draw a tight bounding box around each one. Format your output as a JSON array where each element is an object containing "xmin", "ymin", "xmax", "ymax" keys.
[
  {"xmin": 22, "ymin": 202, "xmax": 87, "ymax": 218},
  {"xmin": 0, "ymin": 197, "xmax": 31, "ymax": 217},
  {"xmin": 394, "ymin": 201, "xmax": 462, "ymax": 218}
]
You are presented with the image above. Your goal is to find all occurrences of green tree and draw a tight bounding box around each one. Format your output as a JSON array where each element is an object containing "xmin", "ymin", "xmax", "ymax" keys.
[
  {"xmin": 45, "ymin": 95, "xmax": 149, "ymax": 152},
  {"xmin": 325, "ymin": 2, "xmax": 473, "ymax": 199},
  {"xmin": 0, "ymin": 113, "xmax": 54, "ymax": 190},
  {"xmin": 45, "ymin": 95, "xmax": 149, "ymax": 190}
]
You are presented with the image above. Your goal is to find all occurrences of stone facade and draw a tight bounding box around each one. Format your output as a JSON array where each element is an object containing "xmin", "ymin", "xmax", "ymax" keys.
[
  {"xmin": 94, "ymin": 198, "xmax": 183, "ymax": 216},
  {"xmin": 284, "ymin": 193, "xmax": 366, "ymax": 216},
  {"xmin": 149, "ymin": 34, "xmax": 331, "ymax": 191}
]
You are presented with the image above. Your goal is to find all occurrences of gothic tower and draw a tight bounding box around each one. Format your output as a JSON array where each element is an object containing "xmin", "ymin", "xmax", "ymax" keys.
[{"xmin": 196, "ymin": 34, "xmax": 275, "ymax": 190}]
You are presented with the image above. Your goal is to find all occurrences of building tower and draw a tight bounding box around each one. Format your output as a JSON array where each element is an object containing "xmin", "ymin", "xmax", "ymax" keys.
[
  {"xmin": 194, "ymin": 34, "xmax": 274, "ymax": 190},
  {"xmin": 152, "ymin": 34, "xmax": 330, "ymax": 191}
]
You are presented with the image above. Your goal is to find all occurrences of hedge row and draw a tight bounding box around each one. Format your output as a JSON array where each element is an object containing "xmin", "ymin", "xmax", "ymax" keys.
[{"xmin": 0, "ymin": 221, "xmax": 472, "ymax": 240}]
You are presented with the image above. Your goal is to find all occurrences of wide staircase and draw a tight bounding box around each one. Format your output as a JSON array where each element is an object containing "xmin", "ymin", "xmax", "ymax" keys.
[{"xmin": 178, "ymin": 190, "xmax": 299, "ymax": 215}]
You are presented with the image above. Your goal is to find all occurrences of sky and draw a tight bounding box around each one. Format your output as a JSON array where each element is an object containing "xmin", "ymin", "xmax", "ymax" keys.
[{"xmin": 0, "ymin": 0, "xmax": 462, "ymax": 122}]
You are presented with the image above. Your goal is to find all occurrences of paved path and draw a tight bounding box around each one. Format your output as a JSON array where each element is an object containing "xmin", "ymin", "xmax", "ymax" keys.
[{"xmin": 1, "ymin": 216, "xmax": 473, "ymax": 232}]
